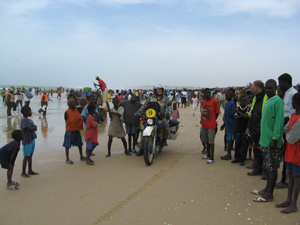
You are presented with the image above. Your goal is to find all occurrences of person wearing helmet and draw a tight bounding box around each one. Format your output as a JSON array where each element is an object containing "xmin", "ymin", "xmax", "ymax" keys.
[
  {"xmin": 136, "ymin": 84, "xmax": 171, "ymax": 154},
  {"xmin": 94, "ymin": 76, "xmax": 108, "ymax": 105}
]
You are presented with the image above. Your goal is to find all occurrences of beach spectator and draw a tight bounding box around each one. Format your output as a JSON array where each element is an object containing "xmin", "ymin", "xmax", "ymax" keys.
[
  {"xmin": 276, "ymin": 92, "xmax": 300, "ymax": 213},
  {"xmin": 247, "ymin": 80, "xmax": 268, "ymax": 177},
  {"xmin": 192, "ymin": 95, "xmax": 199, "ymax": 116},
  {"xmin": 85, "ymin": 104, "xmax": 99, "ymax": 165},
  {"xmin": 177, "ymin": 91, "xmax": 182, "ymax": 108},
  {"xmin": 63, "ymin": 99, "xmax": 86, "ymax": 164},
  {"xmin": 201, "ymin": 88, "xmax": 220, "ymax": 164},
  {"xmin": 276, "ymin": 73, "xmax": 298, "ymax": 189},
  {"xmin": 252, "ymin": 79, "xmax": 284, "ymax": 202},
  {"xmin": 21, "ymin": 106, "xmax": 39, "ymax": 177},
  {"xmin": 119, "ymin": 95, "xmax": 142, "ymax": 154},
  {"xmin": 220, "ymin": 90, "xmax": 236, "ymax": 160},
  {"xmin": 81, "ymin": 96, "xmax": 100, "ymax": 124},
  {"xmin": 232, "ymin": 95, "xmax": 250, "ymax": 166},
  {"xmin": 38, "ymin": 92, "xmax": 48, "ymax": 115},
  {"xmin": 15, "ymin": 90, "xmax": 23, "ymax": 109},
  {"xmin": 21, "ymin": 87, "xmax": 31, "ymax": 107},
  {"xmin": 105, "ymin": 98, "xmax": 130, "ymax": 157},
  {"xmin": 0, "ymin": 130, "xmax": 23, "ymax": 190},
  {"xmin": 5, "ymin": 89, "xmax": 15, "ymax": 117},
  {"xmin": 94, "ymin": 76, "xmax": 108, "ymax": 105},
  {"xmin": 171, "ymin": 103, "xmax": 180, "ymax": 121}
]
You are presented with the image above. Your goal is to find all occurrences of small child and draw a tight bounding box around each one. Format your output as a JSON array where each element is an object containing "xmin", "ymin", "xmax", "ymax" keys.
[
  {"xmin": 276, "ymin": 92, "xmax": 300, "ymax": 214},
  {"xmin": 192, "ymin": 96, "xmax": 199, "ymax": 116},
  {"xmin": 63, "ymin": 99, "xmax": 86, "ymax": 164},
  {"xmin": 171, "ymin": 103, "xmax": 180, "ymax": 121},
  {"xmin": 85, "ymin": 104, "xmax": 99, "ymax": 165},
  {"xmin": 21, "ymin": 106, "xmax": 39, "ymax": 177},
  {"xmin": 0, "ymin": 130, "xmax": 23, "ymax": 190},
  {"xmin": 232, "ymin": 95, "xmax": 250, "ymax": 166},
  {"xmin": 106, "ymin": 98, "xmax": 130, "ymax": 157},
  {"xmin": 220, "ymin": 90, "xmax": 236, "ymax": 160}
]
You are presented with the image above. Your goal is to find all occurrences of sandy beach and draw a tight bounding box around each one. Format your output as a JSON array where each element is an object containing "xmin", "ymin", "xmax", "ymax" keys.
[{"xmin": 0, "ymin": 94, "xmax": 299, "ymax": 225}]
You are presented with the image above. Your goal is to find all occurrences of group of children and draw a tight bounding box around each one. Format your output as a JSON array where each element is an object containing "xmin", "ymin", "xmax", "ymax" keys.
[{"xmin": 0, "ymin": 106, "xmax": 38, "ymax": 190}]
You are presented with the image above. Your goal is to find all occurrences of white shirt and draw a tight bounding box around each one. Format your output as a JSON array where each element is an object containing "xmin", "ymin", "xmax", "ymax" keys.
[{"xmin": 284, "ymin": 87, "xmax": 298, "ymax": 118}]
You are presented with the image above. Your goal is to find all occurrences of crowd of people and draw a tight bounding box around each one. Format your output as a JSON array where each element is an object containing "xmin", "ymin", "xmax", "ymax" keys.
[{"xmin": 0, "ymin": 74, "xmax": 300, "ymax": 215}]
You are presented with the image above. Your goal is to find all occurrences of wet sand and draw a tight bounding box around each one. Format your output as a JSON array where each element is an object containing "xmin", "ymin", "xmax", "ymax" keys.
[{"xmin": 0, "ymin": 95, "xmax": 299, "ymax": 225}]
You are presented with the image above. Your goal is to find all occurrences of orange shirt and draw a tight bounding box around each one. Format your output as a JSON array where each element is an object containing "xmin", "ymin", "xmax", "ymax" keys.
[
  {"xmin": 41, "ymin": 94, "xmax": 48, "ymax": 102},
  {"xmin": 65, "ymin": 108, "xmax": 83, "ymax": 131}
]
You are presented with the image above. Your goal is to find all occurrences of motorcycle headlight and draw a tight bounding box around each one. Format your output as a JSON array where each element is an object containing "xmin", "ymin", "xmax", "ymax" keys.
[{"xmin": 147, "ymin": 119, "xmax": 153, "ymax": 125}]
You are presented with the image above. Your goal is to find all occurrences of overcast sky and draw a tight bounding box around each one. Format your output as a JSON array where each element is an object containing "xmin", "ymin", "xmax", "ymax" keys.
[{"xmin": 1, "ymin": 0, "xmax": 300, "ymax": 90}]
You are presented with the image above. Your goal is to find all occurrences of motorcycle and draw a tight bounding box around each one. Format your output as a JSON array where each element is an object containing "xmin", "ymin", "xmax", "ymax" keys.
[{"xmin": 137, "ymin": 102, "xmax": 170, "ymax": 166}]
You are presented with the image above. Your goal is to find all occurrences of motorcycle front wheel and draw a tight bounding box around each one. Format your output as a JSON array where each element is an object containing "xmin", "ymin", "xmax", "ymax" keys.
[{"xmin": 143, "ymin": 136, "xmax": 154, "ymax": 166}]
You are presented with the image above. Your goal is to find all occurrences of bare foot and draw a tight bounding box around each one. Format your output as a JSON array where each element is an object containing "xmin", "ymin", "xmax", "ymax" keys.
[
  {"xmin": 66, "ymin": 160, "xmax": 74, "ymax": 164},
  {"xmin": 105, "ymin": 153, "xmax": 111, "ymax": 157},
  {"xmin": 275, "ymin": 201, "xmax": 291, "ymax": 208},
  {"xmin": 21, "ymin": 173, "xmax": 30, "ymax": 178},
  {"xmin": 80, "ymin": 156, "xmax": 87, "ymax": 161},
  {"xmin": 28, "ymin": 171, "xmax": 39, "ymax": 175},
  {"xmin": 280, "ymin": 207, "xmax": 298, "ymax": 214}
]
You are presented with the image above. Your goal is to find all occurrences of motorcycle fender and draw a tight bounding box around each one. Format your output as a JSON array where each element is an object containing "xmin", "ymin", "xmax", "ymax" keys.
[{"xmin": 143, "ymin": 126, "xmax": 154, "ymax": 136}]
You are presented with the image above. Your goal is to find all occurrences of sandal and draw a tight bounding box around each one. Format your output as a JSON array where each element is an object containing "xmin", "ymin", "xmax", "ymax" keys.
[
  {"xmin": 66, "ymin": 160, "xmax": 74, "ymax": 164},
  {"xmin": 6, "ymin": 184, "xmax": 19, "ymax": 190},
  {"xmin": 251, "ymin": 189, "xmax": 265, "ymax": 195},
  {"xmin": 12, "ymin": 181, "xmax": 19, "ymax": 187},
  {"xmin": 253, "ymin": 196, "xmax": 273, "ymax": 202}
]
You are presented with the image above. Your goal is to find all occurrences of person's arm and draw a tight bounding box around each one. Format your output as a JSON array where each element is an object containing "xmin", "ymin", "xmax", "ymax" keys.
[
  {"xmin": 286, "ymin": 119, "xmax": 300, "ymax": 145},
  {"xmin": 271, "ymin": 100, "xmax": 284, "ymax": 149}
]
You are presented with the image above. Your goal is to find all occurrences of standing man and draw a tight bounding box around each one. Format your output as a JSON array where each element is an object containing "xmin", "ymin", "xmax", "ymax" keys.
[
  {"xmin": 39, "ymin": 92, "xmax": 48, "ymax": 115},
  {"xmin": 253, "ymin": 79, "xmax": 284, "ymax": 202},
  {"xmin": 5, "ymin": 89, "xmax": 15, "ymax": 117},
  {"xmin": 276, "ymin": 73, "xmax": 298, "ymax": 188},
  {"xmin": 120, "ymin": 95, "xmax": 142, "ymax": 154},
  {"xmin": 94, "ymin": 76, "xmax": 108, "ymax": 105},
  {"xmin": 201, "ymin": 88, "xmax": 220, "ymax": 164},
  {"xmin": 247, "ymin": 80, "xmax": 268, "ymax": 177}
]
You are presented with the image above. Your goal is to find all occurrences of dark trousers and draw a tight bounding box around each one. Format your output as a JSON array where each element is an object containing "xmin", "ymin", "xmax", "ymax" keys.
[
  {"xmin": 234, "ymin": 134, "xmax": 249, "ymax": 162},
  {"xmin": 252, "ymin": 134, "xmax": 263, "ymax": 172}
]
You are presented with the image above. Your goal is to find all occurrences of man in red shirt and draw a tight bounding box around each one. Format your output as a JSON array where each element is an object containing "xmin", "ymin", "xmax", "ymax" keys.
[
  {"xmin": 95, "ymin": 76, "xmax": 108, "ymax": 105},
  {"xmin": 201, "ymin": 88, "xmax": 220, "ymax": 164}
]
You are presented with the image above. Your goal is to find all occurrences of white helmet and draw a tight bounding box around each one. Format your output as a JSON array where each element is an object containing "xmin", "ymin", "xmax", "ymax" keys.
[{"xmin": 153, "ymin": 83, "xmax": 164, "ymax": 95}]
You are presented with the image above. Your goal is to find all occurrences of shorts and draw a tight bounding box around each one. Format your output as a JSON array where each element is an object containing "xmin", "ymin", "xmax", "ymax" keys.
[
  {"xmin": 286, "ymin": 162, "xmax": 300, "ymax": 177},
  {"xmin": 63, "ymin": 131, "xmax": 83, "ymax": 148},
  {"xmin": 262, "ymin": 147, "xmax": 282, "ymax": 171},
  {"xmin": 201, "ymin": 128, "xmax": 216, "ymax": 144},
  {"xmin": 23, "ymin": 140, "xmax": 35, "ymax": 156},
  {"xmin": 86, "ymin": 139, "xmax": 99, "ymax": 150},
  {"xmin": 125, "ymin": 124, "xmax": 137, "ymax": 134},
  {"xmin": 226, "ymin": 132, "xmax": 235, "ymax": 141}
]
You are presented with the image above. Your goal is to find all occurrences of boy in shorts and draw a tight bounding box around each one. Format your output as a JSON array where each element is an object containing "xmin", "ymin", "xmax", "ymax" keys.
[
  {"xmin": 63, "ymin": 99, "xmax": 86, "ymax": 164},
  {"xmin": 0, "ymin": 130, "xmax": 23, "ymax": 190},
  {"xmin": 201, "ymin": 88, "xmax": 220, "ymax": 164},
  {"xmin": 276, "ymin": 92, "xmax": 300, "ymax": 213},
  {"xmin": 21, "ymin": 106, "xmax": 39, "ymax": 177},
  {"xmin": 252, "ymin": 80, "xmax": 284, "ymax": 202}
]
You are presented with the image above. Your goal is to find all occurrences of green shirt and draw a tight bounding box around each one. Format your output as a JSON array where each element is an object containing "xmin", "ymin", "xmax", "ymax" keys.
[{"xmin": 259, "ymin": 95, "xmax": 284, "ymax": 148}]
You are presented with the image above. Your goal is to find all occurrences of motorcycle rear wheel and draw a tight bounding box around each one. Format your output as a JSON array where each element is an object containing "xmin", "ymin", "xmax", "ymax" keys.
[{"xmin": 143, "ymin": 137, "xmax": 154, "ymax": 166}]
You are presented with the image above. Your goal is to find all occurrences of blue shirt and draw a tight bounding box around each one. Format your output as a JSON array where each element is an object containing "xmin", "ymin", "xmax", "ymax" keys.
[{"xmin": 224, "ymin": 101, "xmax": 236, "ymax": 132}]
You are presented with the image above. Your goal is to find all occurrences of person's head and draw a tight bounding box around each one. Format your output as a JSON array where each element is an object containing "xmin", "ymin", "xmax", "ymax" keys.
[
  {"xmin": 173, "ymin": 102, "xmax": 177, "ymax": 110},
  {"xmin": 12, "ymin": 129, "xmax": 24, "ymax": 141},
  {"xmin": 265, "ymin": 79, "xmax": 277, "ymax": 98},
  {"xmin": 292, "ymin": 92, "xmax": 300, "ymax": 110},
  {"xmin": 112, "ymin": 97, "xmax": 119, "ymax": 107},
  {"xmin": 247, "ymin": 92, "xmax": 254, "ymax": 103},
  {"xmin": 204, "ymin": 88, "xmax": 211, "ymax": 100},
  {"xmin": 277, "ymin": 86, "xmax": 285, "ymax": 99},
  {"xmin": 278, "ymin": 73, "xmax": 292, "ymax": 92},
  {"xmin": 130, "ymin": 95, "xmax": 137, "ymax": 103},
  {"xmin": 251, "ymin": 80, "xmax": 264, "ymax": 96},
  {"xmin": 68, "ymin": 99, "xmax": 77, "ymax": 109},
  {"xmin": 21, "ymin": 106, "xmax": 32, "ymax": 117},
  {"xmin": 225, "ymin": 90, "xmax": 234, "ymax": 101},
  {"xmin": 239, "ymin": 95, "xmax": 248, "ymax": 107},
  {"xmin": 153, "ymin": 83, "xmax": 164, "ymax": 96},
  {"xmin": 89, "ymin": 96, "xmax": 96, "ymax": 104},
  {"xmin": 95, "ymin": 76, "xmax": 100, "ymax": 81},
  {"xmin": 87, "ymin": 103, "xmax": 96, "ymax": 115}
]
